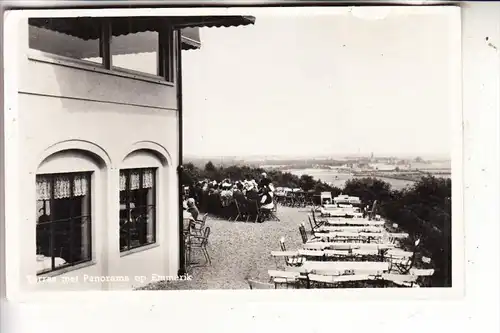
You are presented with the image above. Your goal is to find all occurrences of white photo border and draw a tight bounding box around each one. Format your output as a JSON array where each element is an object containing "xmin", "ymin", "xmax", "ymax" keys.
[{"xmin": 3, "ymin": 2, "xmax": 498, "ymax": 333}]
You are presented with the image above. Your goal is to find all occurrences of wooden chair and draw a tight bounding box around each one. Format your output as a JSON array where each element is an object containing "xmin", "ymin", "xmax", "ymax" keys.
[
  {"xmin": 258, "ymin": 200, "xmax": 280, "ymax": 222},
  {"xmin": 280, "ymin": 237, "xmax": 305, "ymax": 267},
  {"xmin": 308, "ymin": 215, "xmax": 324, "ymax": 235},
  {"xmin": 248, "ymin": 200, "xmax": 263, "ymax": 223},
  {"xmin": 235, "ymin": 198, "xmax": 250, "ymax": 222},
  {"xmin": 191, "ymin": 213, "xmax": 208, "ymax": 236},
  {"xmin": 231, "ymin": 199, "xmax": 241, "ymax": 222},
  {"xmin": 307, "ymin": 215, "xmax": 317, "ymax": 232},
  {"xmin": 183, "ymin": 219, "xmax": 196, "ymax": 266},
  {"xmin": 299, "ymin": 223, "xmax": 309, "ymax": 244},
  {"xmin": 391, "ymin": 239, "xmax": 420, "ymax": 274},
  {"xmin": 186, "ymin": 226, "xmax": 212, "ymax": 266},
  {"xmin": 268, "ymin": 198, "xmax": 280, "ymax": 221},
  {"xmin": 311, "ymin": 209, "xmax": 326, "ymax": 228}
]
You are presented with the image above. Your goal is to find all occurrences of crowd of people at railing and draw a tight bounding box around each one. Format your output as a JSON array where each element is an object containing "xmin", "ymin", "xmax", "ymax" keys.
[
  {"xmin": 182, "ymin": 172, "xmax": 369, "ymax": 222},
  {"xmin": 182, "ymin": 172, "xmax": 279, "ymax": 222}
]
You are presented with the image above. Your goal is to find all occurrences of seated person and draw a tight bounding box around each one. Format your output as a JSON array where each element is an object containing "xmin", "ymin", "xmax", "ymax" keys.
[
  {"xmin": 258, "ymin": 186, "xmax": 274, "ymax": 222},
  {"xmin": 233, "ymin": 182, "xmax": 246, "ymax": 201},
  {"xmin": 246, "ymin": 186, "xmax": 259, "ymax": 201},
  {"xmin": 186, "ymin": 198, "xmax": 200, "ymax": 221}
]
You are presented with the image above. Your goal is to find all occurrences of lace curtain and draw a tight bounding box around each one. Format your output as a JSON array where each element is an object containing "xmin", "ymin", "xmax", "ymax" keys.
[
  {"xmin": 143, "ymin": 169, "xmax": 153, "ymax": 189},
  {"xmin": 36, "ymin": 174, "xmax": 89, "ymax": 200},
  {"xmin": 130, "ymin": 171, "xmax": 141, "ymax": 190},
  {"xmin": 119, "ymin": 169, "xmax": 154, "ymax": 191}
]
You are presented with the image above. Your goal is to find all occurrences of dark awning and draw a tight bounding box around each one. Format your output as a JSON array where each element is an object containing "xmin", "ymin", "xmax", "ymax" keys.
[
  {"xmin": 170, "ymin": 16, "xmax": 255, "ymax": 29},
  {"xmin": 28, "ymin": 16, "xmax": 255, "ymax": 46},
  {"xmin": 29, "ymin": 25, "xmax": 202, "ymax": 58}
]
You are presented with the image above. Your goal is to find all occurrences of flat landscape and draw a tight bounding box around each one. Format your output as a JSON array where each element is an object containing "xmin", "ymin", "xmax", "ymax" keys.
[
  {"xmin": 287, "ymin": 169, "xmax": 415, "ymax": 190},
  {"xmin": 286, "ymin": 167, "xmax": 451, "ymax": 191}
]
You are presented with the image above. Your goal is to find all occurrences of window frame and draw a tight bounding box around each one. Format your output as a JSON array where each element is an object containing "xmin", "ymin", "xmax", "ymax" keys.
[
  {"xmin": 27, "ymin": 18, "xmax": 176, "ymax": 83},
  {"xmin": 36, "ymin": 171, "xmax": 93, "ymax": 276},
  {"xmin": 119, "ymin": 168, "xmax": 157, "ymax": 253}
]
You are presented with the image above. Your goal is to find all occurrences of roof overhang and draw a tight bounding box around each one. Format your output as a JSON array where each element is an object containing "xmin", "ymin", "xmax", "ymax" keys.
[
  {"xmin": 28, "ymin": 16, "xmax": 255, "ymax": 51},
  {"xmin": 180, "ymin": 27, "xmax": 201, "ymax": 50}
]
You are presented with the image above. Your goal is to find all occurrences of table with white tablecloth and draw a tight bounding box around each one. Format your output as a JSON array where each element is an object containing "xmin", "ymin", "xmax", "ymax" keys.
[
  {"xmin": 324, "ymin": 218, "xmax": 385, "ymax": 226},
  {"xmin": 317, "ymin": 225, "xmax": 384, "ymax": 233},
  {"xmin": 183, "ymin": 211, "xmax": 194, "ymax": 231},
  {"xmin": 314, "ymin": 231, "xmax": 384, "ymax": 241},
  {"xmin": 36, "ymin": 256, "xmax": 66, "ymax": 272},
  {"xmin": 300, "ymin": 260, "xmax": 390, "ymax": 275}
]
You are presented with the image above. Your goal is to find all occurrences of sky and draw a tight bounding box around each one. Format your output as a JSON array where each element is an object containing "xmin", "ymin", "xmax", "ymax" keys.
[{"xmin": 181, "ymin": 9, "xmax": 455, "ymax": 159}]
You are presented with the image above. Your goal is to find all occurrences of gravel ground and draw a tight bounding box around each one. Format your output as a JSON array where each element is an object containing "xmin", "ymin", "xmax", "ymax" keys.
[{"xmin": 141, "ymin": 205, "xmax": 310, "ymax": 290}]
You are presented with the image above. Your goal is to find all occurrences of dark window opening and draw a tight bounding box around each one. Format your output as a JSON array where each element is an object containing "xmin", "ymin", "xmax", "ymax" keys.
[
  {"xmin": 28, "ymin": 17, "xmax": 175, "ymax": 82},
  {"xmin": 119, "ymin": 168, "xmax": 157, "ymax": 252},
  {"xmin": 36, "ymin": 172, "xmax": 92, "ymax": 275}
]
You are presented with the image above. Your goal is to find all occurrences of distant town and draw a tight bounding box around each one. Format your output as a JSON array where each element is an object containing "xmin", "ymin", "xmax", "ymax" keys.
[{"xmin": 184, "ymin": 154, "xmax": 451, "ymax": 184}]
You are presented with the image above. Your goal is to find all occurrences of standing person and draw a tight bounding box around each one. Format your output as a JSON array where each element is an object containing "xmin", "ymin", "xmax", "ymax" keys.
[{"xmin": 259, "ymin": 172, "xmax": 271, "ymax": 189}]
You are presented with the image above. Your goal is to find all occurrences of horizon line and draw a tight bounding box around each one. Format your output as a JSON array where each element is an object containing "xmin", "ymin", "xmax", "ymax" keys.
[{"xmin": 183, "ymin": 153, "xmax": 451, "ymax": 159}]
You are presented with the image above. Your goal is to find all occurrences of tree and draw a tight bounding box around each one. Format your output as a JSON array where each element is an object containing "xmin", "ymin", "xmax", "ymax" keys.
[
  {"xmin": 204, "ymin": 161, "xmax": 216, "ymax": 172},
  {"xmin": 343, "ymin": 177, "xmax": 392, "ymax": 204},
  {"xmin": 185, "ymin": 162, "xmax": 195, "ymax": 171},
  {"xmin": 299, "ymin": 174, "xmax": 316, "ymax": 191}
]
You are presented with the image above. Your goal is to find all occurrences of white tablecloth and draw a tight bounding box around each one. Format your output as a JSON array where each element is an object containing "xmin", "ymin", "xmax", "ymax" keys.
[
  {"xmin": 325, "ymin": 218, "xmax": 385, "ymax": 226},
  {"xmin": 303, "ymin": 242, "xmax": 395, "ymax": 251},
  {"xmin": 317, "ymin": 226, "xmax": 383, "ymax": 233},
  {"xmin": 301, "ymin": 261, "xmax": 390, "ymax": 274},
  {"xmin": 183, "ymin": 211, "xmax": 194, "ymax": 231},
  {"xmin": 36, "ymin": 256, "xmax": 66, "ymax": 272},
  {"xmin": 315, "ymin": 232, "xmax": 384, "ymax": 239}
]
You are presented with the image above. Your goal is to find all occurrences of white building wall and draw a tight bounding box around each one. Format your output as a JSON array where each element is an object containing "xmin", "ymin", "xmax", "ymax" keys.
[{"xmin": 14, "ymin": 17, "xmax": 181, "ymax": 291}]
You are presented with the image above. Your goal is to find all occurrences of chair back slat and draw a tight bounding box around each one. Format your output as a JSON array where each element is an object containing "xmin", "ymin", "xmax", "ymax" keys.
[
  {"xmin": 202, "ymin": 227, "xmax": 211, "ymax": 246},
  {"xmin": 279, "ymin": 237, "xmax": 286, "ymax": 251},
  {"xmin": 311, "ymin": 209, "xmax": 317, "ymax": 223},
  {"xmin": 198, "ymin": 213, "xmax": 208, "ymax": 228},
  {"xmin": 299, "ymin": 225, "xmax": 308, "ymax": 244},
  {"xmin": 234, "ymin": 199, "xmax": 243, "ymax": 220},
  {"xmin": 308, "ymin": 216, "xmax": 314, "ymax": 230}
]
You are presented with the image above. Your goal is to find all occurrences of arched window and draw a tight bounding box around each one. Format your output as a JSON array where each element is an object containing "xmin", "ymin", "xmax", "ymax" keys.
[
  {"xmin": 35, "ymin": 149, "xmax": 103, "ymax": 275},
  {"xmin": 119, "ymin": 168, "xmax": 157, "ymax": 251},
  {"xmin": 36, "ymin": 172, "xmax": 92, "ymax": 275},
  {"xmin": 119, "ymin": 149, "xmax": 164, "ymax": 252}
]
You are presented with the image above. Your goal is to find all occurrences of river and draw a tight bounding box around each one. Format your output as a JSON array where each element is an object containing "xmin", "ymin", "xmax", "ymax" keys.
[{"xmin": 285, "ymin": 168, "xmax": 417, "ymax": 191}]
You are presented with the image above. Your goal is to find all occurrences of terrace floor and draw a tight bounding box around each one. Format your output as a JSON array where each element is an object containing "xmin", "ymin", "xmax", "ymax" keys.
[{"xmin": 141, "ymin": 206, "xmax": 310, "ymax": 290}]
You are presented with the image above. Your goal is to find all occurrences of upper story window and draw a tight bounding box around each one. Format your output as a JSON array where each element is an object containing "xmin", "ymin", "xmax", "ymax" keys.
[
  {"xmin": 29, "ymin": 22, "xmax": 102, "ymax": 65},
  {"xmin": 28, "ymin": 18, "xmax": 175, "ymax": 83},
  {"xmin": 111, "ymin": 31, "xmax": 159, "ymax": 77}
]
